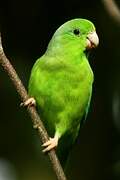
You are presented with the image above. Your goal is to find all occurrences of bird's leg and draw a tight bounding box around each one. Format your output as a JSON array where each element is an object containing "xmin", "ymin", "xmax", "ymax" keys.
[
  {"xmin": 42, "ymin": 134, "xmax": 59, "ymax": 153},
  {"xmin": 20, "ymin": 97, "xmax": 36, "ymax": 107}
]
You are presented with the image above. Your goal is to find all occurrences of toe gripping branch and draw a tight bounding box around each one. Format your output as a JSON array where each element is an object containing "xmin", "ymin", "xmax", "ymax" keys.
[{"xmin": 20, "ymin": 97, "xmax": 36, "ymax": 107}]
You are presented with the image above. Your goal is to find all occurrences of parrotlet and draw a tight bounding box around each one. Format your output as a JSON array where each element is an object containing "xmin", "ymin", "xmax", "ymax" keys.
[{"xmin": 25, "ymin": 18, "xmax": 99, "ymax": 167}]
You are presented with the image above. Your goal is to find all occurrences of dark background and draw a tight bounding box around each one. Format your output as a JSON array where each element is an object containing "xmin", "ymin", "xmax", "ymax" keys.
[{"xmin": 0, "ymin": 1, "xmax": 120, "ymax": 180}]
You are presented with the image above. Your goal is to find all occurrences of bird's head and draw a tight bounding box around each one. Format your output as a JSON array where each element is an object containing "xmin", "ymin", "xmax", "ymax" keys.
[{"xmin": 47, "ymin": 18, "xmax": 99, "ymax": 56}]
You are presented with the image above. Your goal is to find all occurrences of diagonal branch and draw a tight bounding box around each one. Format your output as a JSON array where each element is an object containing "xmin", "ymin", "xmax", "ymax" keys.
[
  {"xmin": 102, "ymin": 0, "xmax": 120, "ymax": 25},
  {"xmin": 0, "ymin": 34, "xmax": 67, "ymax": 180}
]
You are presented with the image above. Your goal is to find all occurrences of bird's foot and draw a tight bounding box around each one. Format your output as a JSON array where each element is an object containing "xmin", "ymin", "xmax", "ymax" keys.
[
  {"xmin": 42, "ymin": 136, "xmax": 58, "ymax": 153},
  {"xmin": 20, "ymin": 97, "xmax": 36, "ymax": 107}
]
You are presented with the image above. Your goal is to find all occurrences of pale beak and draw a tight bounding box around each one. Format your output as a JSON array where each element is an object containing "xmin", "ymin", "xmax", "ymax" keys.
[{"xmin": 86, "ymin": 31, "xmax": 99, "ymax": 49}]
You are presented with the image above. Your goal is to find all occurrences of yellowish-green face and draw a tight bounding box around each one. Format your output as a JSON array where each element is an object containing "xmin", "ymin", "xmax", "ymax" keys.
[{"xmin": 48, "ymin": 18, "xmax": 99, "ymax": 52}]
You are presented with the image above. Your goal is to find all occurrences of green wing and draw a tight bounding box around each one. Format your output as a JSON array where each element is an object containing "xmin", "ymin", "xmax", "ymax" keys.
[
  {"xmin": 83, "ymin": 87, "xmax": 92, "ymax": 124},
  {"xmin": 28, "ymin": 54, "xmax": 93, "ymax": 166}
]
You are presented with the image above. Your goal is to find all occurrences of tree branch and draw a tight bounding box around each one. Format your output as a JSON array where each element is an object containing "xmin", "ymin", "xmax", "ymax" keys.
[
  {"xmin": 0, "ymin": 34, "xmax": 67, "ymax": 180},
  {"xmin": 102, "ymin": 0, "xmax": 120, "ymax": 25}
]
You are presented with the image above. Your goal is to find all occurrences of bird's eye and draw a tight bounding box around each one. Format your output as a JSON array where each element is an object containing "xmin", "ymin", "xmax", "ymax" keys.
[{"xmin": 73, "ymin": 29, "xmax": 80, "ymax": 36}]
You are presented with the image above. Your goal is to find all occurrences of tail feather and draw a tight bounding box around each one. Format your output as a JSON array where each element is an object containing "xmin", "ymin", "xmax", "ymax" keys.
[{"xmin": 56, "ymin": 134, "xmax": 74, "ymax": 169}]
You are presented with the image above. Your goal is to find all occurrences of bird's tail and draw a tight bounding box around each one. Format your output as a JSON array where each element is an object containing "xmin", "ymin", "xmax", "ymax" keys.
[{"xmin": 56, "ymin": 134, "xmax": 73, "ymax": 169}]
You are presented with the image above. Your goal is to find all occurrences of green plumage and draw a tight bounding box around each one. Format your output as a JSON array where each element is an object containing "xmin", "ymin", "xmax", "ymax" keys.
[{"xmin": 28, "ymin": 19, "xmax": 98, "ymax": 167}]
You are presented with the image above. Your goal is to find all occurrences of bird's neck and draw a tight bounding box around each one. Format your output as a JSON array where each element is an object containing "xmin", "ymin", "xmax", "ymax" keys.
[{"xmin": 46, "ymin": 40, "xmax": 87, "ymax": 65}]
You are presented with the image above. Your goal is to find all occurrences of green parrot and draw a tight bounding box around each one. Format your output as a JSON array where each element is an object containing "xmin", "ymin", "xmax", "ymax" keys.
[{"xmin": 25, "ymin": 18, "xmax": 99, "ymax": 167}]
